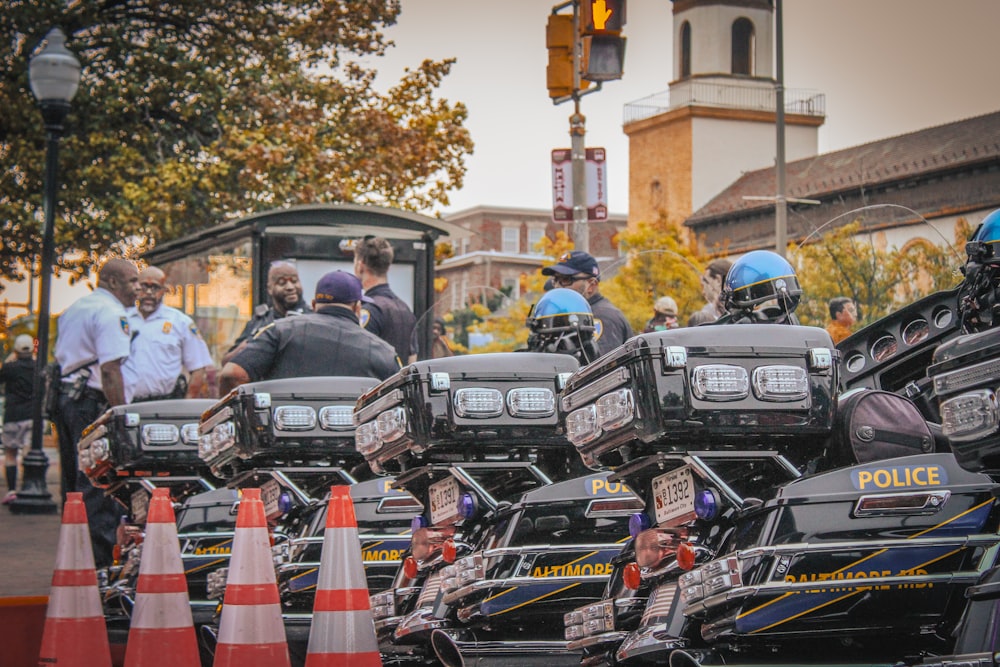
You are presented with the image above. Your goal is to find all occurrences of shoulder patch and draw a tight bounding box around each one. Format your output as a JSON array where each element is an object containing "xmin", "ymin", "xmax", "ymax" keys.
[
  {"xmin": 120, "ymin": 316, "xmax": 130, "ymax": 336},
  {"xmin": 359, "ymin": 308, "xmax": 371, "ymax": 328},
  {"xmin": 593, "ymin": 318, "xmax": 604, "ymax": 340},
  {"xmin": 252, "ymin": 322, "xmax": 277, "ymax": 339},
  {"xmin": 162, "ymin": 321, "xmax": 172, "ymax": 334},
  {"xmin": 189, "ymin": 323, "xmax": 201, "ymax": 339}
]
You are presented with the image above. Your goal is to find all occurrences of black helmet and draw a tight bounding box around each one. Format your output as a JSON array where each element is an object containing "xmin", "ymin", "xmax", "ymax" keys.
[
  {"xmin": 526, "ymin": 288, "xmax": 598, "ymax": 363},
  {"xmin": 722, "ymin": 250, "xmax": 802, "ymax": 323},
  {"xmin": 960, "ymin": 209, "xmax": 1000, "ymax": 331}
]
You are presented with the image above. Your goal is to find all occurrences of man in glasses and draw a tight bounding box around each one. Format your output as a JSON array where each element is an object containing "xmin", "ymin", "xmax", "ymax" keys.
[
  {"xmin": 223, "ymin": 260, "xmax": 310, "ymax": 364},
  {"xmin": 124, "ymin": 266, "xmax": 215, "ymax": 401},
  {"xmin": 541, "ymin": 250, "xmax": 633, "ymax": 357}
]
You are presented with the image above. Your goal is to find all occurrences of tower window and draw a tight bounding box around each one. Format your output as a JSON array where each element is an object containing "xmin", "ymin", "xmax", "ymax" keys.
[
  {"xmin": 680, "ymin": 21, "xmax": 691, "ymax": 78},
  {"xmin": 731, "ymin": 18, "xmax": 754, "ymax": 75}
]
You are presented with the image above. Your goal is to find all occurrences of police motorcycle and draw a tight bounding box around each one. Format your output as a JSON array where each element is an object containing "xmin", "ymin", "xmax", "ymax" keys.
[
  {"xmin": 904, "ymin": 208, "xmax": 1000, "ymax": 667},
  {"xmin": 562, "ymin": 241, "xmax": 1000, "ymax": 667},
  {"xmin": 191, "ymin": 375, "xmax": 417, "ymax": 662},
  {"xmin": 76, "ymin": 397, "xmax": 220, "ymax": 648},
  {"xmin": 361, "ymin": 289, "xmax": 636, "ymax": 666}
]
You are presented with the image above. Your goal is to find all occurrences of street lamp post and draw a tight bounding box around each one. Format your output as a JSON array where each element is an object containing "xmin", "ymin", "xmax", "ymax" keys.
[{"xmin": 11, "ymin": 28, "xmax": 81, "ymax": 514}]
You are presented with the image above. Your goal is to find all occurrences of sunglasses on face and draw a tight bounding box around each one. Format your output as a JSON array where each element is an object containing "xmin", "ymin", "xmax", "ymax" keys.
[
  {"xmin": 554, "ymin": 274, "xmax": 592, "ymax": 287},
  {"xmin": 138, "ymin": 283, "xmax": 164, "ymax": 293}
]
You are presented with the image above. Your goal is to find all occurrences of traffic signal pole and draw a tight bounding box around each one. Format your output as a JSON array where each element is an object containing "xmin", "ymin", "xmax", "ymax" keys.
[
  {"xmin": 548, "ymin": 0, "xmax": 625, "ymax": 254},
  {"xmin": 570, "ymin": 0, "xmax": 589, "ymax": 253},
  {"xmin": 570, "ymin": 108, "xmax": 588, "ymax": 254}
]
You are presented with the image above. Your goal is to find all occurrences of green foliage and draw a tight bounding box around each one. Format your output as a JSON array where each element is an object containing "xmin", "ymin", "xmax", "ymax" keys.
[
  {"xmin": 789, "ymin": 220, "xmax": 965, "ymax": 328},
  {"xmin": 0, "ymin": 1, "xmax": 472, "ymax": 283}
]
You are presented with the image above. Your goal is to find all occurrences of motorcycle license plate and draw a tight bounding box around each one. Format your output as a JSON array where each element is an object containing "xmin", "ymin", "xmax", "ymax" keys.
[
  {"xmin": 651, "ymin": 466, "xmax": 696, "ymax": 526},
  {"xmin": 429, "ymin": 476, "xmax": 461, "ymax": 525},
  {"xmin": 260, "ymin": 479, "xmax": 282, "ymax": 519}
]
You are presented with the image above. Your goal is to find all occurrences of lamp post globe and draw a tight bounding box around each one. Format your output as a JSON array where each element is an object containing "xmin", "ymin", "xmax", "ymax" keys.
[{"xmin": 11, "ymin": 28, "xmax": 81, "ymax": 514}]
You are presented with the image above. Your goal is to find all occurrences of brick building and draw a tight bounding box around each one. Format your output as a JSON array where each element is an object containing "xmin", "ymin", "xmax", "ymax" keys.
[{"xmin": 435, "ymin": 205, "xmax": 627, "ymax": 313}]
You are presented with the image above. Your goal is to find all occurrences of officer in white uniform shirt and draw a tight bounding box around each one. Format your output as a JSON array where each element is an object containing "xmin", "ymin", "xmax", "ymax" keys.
[
  {"xmin": 52, "ymin": 258, "xmax": 138, "ymax": 569},
  {"xmin": 125, "ymin": 266, "xmax": 215, "ymax": 401}
]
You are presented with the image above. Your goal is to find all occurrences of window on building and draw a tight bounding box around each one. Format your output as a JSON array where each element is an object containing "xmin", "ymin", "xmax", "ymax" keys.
[
  {"xmin": 527, "ymin": 228, "xmax": 546, "ymax": 254},
  {"xmin": 502, "ymin": 227, "xmax": 520, "ymax": 254},
  {"xmin": 680, "ymin": 21, "xmax": 691, "ymax": 78},
  {"xmin": 731, "ymin": 18, "xmax": 754, "ymax": 75},
  {"xmin": 502, "ymin": 276, "xmax": 520, "ymax": 301}
]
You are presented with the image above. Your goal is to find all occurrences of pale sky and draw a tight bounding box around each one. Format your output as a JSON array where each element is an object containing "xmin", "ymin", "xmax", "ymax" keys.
[
  {"xmin": 373, "ymin": 0, "xmax": 1000, "ymax": 216},
  {"xmin": 6, "ymin": 0, "xmax": 1000, "ymax": 314}
]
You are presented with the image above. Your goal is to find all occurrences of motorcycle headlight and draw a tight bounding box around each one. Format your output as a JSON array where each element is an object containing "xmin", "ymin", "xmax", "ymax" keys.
[
  {"xmin": 941, "ymin": 389, "xmax": 999, "ymax": 442},
  {"xmin": 692, "ymin": 365, "xmax": 749, "ymax": 401}
]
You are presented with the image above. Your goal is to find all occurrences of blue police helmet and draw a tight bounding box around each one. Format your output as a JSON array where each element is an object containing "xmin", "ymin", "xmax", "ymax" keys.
[
  {"xmin": 529, "ymin": 288, "xmax": 595, "ymax": 335},
  {"xmin": 723, "ymin": 250, "xmax": 802, "ymax": 314},
  {"xmin": 967, "ymin": 209, "xmax": 1000, "ymax": 263}
]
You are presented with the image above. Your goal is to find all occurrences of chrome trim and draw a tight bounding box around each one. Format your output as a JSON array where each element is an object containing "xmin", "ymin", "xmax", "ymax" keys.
[
  {"xmin": 561, "ymin": 368, "xmax": 631, "ymax": 412},
  {"xmin": 354, "ymin": 389, "xmax": 404, "ymax": 425}
]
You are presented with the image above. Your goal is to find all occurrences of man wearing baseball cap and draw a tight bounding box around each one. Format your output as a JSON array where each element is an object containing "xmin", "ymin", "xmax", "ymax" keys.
[
  {"xmin": 0, "ymin": 334, "xmax": 36, "ymax": 503},
  {"xmin": 541, "ymin": 250, "xmax": 634, "ymax": 357},
  {"xmin": 219, "ymin": 270, "xmax": 400, "ymax": 393},
  {"xmin": 644, "ymin": 296, "xmax": 680, "ymax": 332}
]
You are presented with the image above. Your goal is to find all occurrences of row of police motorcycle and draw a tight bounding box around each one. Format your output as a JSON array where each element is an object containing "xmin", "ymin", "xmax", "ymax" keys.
[{"xmin": 82, "ymin": 209, "xmax": 1000, "ymax": 666}]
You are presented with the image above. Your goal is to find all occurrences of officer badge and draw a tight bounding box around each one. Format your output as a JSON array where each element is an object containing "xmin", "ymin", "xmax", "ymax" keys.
[
  {"xmin": 120, "ymin": 316, "xmax": 130, "ymax": 336},
  {"xmin": 593, "ymin": 319, "xmax": 604, "ymax": 340},
  {"xmin": 359, "ymin": 308, "xmax": 371, "ymax": 328},
  {"xmin": 162, "ymin": 321, "xmax": 172, "ymax": 334}
]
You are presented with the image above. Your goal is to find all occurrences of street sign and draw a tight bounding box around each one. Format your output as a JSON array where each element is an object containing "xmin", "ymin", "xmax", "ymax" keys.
[{"xmin": 551, "ymin": 147, "xmax": 608, "ymax": 223}]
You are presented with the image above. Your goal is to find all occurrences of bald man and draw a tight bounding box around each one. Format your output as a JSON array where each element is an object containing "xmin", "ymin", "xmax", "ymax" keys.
[
  {"xmin": 123, "ymin": 266, "xmax": 215, "ymax": 401},
  {"xmin": 222, "ymin": 261, "xmax": 310, "ymax": 365},
  {"xmin": 52, "ymin": 257, "xmax": 138, "ymax": 568}
]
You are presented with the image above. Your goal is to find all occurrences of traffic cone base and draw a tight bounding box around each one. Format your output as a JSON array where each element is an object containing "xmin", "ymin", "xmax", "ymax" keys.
[
  {"xmin": 38, "ymin": 491, "xmax": 113, "ymax": 667},
  {"xmin": 305, "ymin": 485, "xmax": 382, "ymax": 667},
  {"xmin": 124, "ymin": 487, "xmax": 199, "ymax": 667}
]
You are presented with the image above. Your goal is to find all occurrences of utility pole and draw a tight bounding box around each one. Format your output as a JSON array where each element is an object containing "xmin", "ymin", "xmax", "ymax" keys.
[{"xmin": 774, "ymin": 0, "xmax": 787, "ymax": 257}]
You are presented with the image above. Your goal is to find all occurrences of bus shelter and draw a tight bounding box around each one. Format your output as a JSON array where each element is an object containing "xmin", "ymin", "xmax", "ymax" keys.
[{"xmin": 142, "ymin": 204, "xmax": 469, "ymax": 365}]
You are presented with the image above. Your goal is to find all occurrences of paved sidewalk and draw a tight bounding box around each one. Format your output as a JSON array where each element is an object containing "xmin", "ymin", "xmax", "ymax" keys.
[{"xmin": 0, "ymin": 446, "xmax": 64, "ymax": 598}]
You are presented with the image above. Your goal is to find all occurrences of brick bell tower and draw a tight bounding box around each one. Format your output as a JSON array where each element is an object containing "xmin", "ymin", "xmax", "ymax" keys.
[{"xmin": 625, "ymin": 0, "xmax": 825, "ymax": 230}]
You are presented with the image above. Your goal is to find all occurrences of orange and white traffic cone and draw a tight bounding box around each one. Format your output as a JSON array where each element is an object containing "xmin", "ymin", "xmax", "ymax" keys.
[
  {"xmin": 305, "ymin": 485, "xmax": 382, "ymax": 667},
  {"xmin": 212, "ymin": 487, "xmax": 290, "ymax": 667},
  {"xmin": 124, "ymin": 487, "xmax": 200, "ymax": 667},
  {"xmin": 37, "ymin": 491, "xmax": 113, "ymax": 667}
]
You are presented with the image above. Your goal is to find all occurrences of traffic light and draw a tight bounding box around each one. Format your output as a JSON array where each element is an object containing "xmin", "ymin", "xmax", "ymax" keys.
[
  {"xmin": 579, "ymin": 0, "xmax": 626, "ymax": 82},
  {"xmin": 546, "ymin": 13, "xmax": 574, "ymax": 99}
]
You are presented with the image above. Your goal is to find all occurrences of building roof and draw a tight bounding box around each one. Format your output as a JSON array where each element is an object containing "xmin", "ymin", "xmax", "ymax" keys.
[{"xmin": 687, "ymin": 110, "xmax": 1000, "ymax": 226}]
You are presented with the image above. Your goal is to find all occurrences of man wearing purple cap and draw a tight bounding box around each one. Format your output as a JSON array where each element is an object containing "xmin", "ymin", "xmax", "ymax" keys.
[
  {"xmin": 541, "ymin": 250, "xmax": 633, "ymax": 357},
  {"xmin": 219, "ymin": 270, "xmax": 400, "ymax": 393}
]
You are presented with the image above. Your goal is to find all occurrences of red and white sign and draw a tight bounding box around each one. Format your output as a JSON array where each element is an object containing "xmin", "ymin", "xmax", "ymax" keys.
[{"xmin": 552, "ymin": 147, "xmax": 608, "ymax": 223}]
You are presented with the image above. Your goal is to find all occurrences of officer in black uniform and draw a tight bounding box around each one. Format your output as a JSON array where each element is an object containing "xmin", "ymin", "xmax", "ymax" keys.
[
  {"xmin": 221, "ymin": 260, "xmax": 310, "ymax": 365},
  {"xmin": 218, "ymin": 270, "xmax": 400, "ymax": 393},
  {"xmin": 354, "ymin": 236, "xmax": 418, "ymax": 364}
]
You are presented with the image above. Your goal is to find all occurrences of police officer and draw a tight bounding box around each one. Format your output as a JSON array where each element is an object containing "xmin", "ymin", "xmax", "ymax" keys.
[
  {"xmin": 125, "ymin": 266, "xmax": 215, "ymax": 401},
  {"xmin": 354, "ymin": 236, "xmax": 418, "ymax": 363},
  {"xmin": 541, "ymin": 250, "xmax": 633, "ymax": 357},
  {"xmin": 52, "ymin": 258, "xmax": 138, "ymax": 568},
  {"xmin": 219, "ymin": 270, "xmax": 400, "ymax": 393},
  {"xmin": 222, "ymin": 260, "xmax": 310, "ymax": 364}
]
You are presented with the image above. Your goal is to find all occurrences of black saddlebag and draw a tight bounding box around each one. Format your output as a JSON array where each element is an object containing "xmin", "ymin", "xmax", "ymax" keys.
[{"xmin": 824, "ymin": 389, "xmax": 935, "ymax": 469}]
